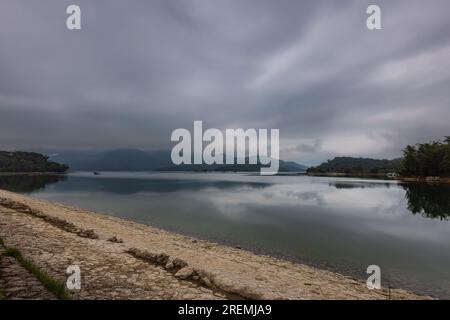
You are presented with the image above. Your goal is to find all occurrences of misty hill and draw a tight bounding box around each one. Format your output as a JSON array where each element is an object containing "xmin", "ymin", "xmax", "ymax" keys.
[
  {"xmin": 50, "ymin": 149, "xmax": 169, "ymax": 171},
  {"xmin": 307, "ymin": 157, "xmax": 402, "ymax": 174},
  {"xmin": 49, "ymin": 149, "xmax": 307, "ymax": 172},
  {"xmin": 158, "ymin": 158, "xmax": 308, "ymax": 172},
  {"xmin": 0, "ymin": 151, "xmax": 68, "ymax": 173}
]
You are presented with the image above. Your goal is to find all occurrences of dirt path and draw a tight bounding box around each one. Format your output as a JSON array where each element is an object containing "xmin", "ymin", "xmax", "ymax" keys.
[{"xmin": 0, "ymin": 189, "xmax": 429, "ymax": 300}]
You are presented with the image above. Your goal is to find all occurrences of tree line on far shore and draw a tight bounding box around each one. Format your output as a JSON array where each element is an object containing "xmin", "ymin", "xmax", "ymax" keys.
[
  {"xmin": 307, "ymin": 137, "xmax": 450, "ymax": 177},
  {"xmin": 1, "ymin": 136, "xmax": 449, "ymax": 177},
  {"xmin": 401, "ymin": 137, "xmax": 450, "ymax": 177},
  {"xmin": 306, "ymin": 157, "xmax": 402, "ymax": 175},
  {"xmin": 0, "ymin": 151, "xmax": 68, "ymax": 173}
]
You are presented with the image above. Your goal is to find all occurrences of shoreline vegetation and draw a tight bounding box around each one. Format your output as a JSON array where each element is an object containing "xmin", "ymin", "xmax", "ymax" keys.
[
  {"xmin": 0, "ymin": 151, "xmax": 68, "ymax": 173},
  {"xmin": 307, "ymin": 137, "xmax": 450, "ymax": 183},
  {"xmin": 0, "ymin": 190, "xmax": 429, "ymax": 300},
  {"xmin": 2, "ymin": 136, "xmax": 449, "ymax": 181}
]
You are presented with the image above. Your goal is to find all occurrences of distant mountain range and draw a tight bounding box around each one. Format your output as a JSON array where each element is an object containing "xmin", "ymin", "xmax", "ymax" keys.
[
  {"xmin": 50, "ymin": 149, "xmax": 168, "ymax": 171},
  {"xmin": 157, "ymin": 159, "xmax": 308, "ymax": 172},
  {"xmin": 49, "ymin": 149, "xmax": 308, "ymax": 172}
]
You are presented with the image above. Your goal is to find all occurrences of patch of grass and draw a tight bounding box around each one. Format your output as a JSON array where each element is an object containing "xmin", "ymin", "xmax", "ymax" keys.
[{"xmin": 4, "ymin": 247, "xmax": 71, "ymax": 300}]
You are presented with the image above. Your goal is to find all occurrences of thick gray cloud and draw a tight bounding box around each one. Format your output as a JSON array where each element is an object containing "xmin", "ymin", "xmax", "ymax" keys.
[{"xmin": 0, "ymin": 0, "xmax": 449, "ymax": 165}]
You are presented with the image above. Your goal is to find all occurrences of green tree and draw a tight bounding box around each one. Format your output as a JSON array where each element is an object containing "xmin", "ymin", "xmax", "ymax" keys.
[{"xmin": 400, "ymin": 137, "xmax": 450, "ymax": 177}]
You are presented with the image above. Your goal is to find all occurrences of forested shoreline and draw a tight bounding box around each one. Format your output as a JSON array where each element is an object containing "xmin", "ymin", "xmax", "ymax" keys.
[
  {"xmin": 0, "ymin": 151, "xmax": 68, "ymax": 173},
  {"xmin": 401, "ymin": 137, "xmax": 450, "ymax": 177},
  {"xmin": 307, "ymin": 137, "xmax": 450, "ymax": 178}
]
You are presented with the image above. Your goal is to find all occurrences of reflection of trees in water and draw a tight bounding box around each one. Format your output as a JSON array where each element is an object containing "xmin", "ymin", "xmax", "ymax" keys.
[
  {"xmin": 0, "ymin": 175, "xmax": 67, "ymax": 193},
  {"xmin": 402, "ymin": 183, "xmax": 450, "ymax": 220},
  {"xmin": 330, "ymin": 182, "xmax": 392, "ymax": 189}
]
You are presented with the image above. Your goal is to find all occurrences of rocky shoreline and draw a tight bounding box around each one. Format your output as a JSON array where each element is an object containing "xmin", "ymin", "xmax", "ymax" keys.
[{"xmin": 0, "ymin": 189, "xmax": 429, "ymax": 300}]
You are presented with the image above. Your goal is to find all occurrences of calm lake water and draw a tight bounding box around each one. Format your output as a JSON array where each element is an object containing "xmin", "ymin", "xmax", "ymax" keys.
[{"xmin": 1, "ymin": 172, "xmax": 449, "ymax": 298}]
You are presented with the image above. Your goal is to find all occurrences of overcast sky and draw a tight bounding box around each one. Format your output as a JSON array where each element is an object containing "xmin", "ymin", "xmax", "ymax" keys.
[{"xmin": 0, "ymin": 0, "xmax": 449, "ymax": 165}]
